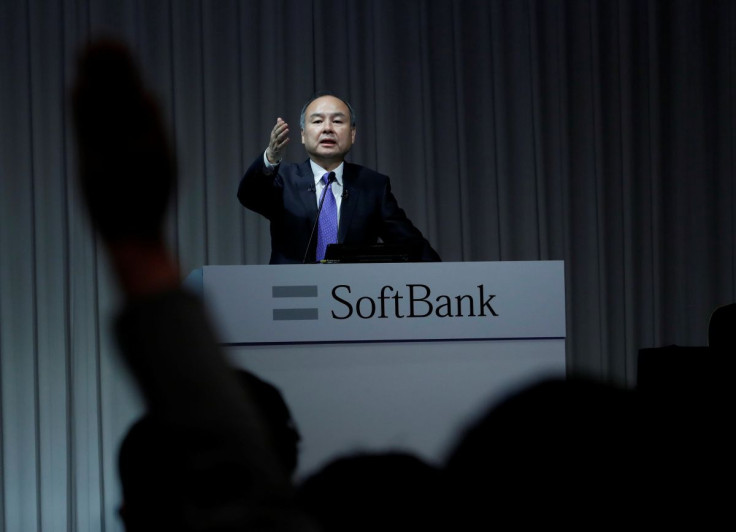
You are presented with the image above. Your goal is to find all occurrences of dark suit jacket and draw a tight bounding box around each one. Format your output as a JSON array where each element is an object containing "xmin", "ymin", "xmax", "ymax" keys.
[{"xmin": 238, "ymin": 156, "xmax": 441, "ymax": 264}]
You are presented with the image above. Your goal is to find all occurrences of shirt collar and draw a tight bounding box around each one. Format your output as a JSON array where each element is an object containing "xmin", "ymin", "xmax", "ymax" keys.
[{"xmin": 310, "ymin": 160, "xmax": 344, "ymax": 187}]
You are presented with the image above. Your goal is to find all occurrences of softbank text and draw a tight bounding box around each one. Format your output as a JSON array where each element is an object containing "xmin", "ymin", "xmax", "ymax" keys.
[{"xmin": 331, "ymin": 284, "xmax": 499, "ymax": 319}]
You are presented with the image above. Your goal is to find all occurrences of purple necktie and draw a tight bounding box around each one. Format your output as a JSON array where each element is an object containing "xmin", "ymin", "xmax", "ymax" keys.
[{"xmin": 316, "ymin": 173, "xmax": 338, "ymax": 261}]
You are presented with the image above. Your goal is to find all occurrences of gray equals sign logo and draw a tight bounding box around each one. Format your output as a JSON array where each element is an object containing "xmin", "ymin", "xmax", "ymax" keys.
[{"xmin": 272, "ymin": 285, "xmax": 319, "ymax": 320}]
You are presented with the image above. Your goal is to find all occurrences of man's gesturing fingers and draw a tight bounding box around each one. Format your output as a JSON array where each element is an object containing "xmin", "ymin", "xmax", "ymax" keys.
[{"xmin": 266, "ymin": 118, "xmax": 290, "ymax": 164}]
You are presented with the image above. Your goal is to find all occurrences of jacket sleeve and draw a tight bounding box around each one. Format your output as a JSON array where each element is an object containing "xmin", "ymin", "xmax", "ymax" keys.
[
  {"xmin": 238, "ymin": 154, "xmax": 283, "ymax": 221},
  {"xmin": 379, "ymin": 176, "xmax": 442, "ymax": 262}
]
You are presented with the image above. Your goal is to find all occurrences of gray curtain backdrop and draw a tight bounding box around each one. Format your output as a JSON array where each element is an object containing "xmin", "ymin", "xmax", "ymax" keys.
[{"xmin": 1, "ymin": 0, "xmax": 734, "ymax": 530}]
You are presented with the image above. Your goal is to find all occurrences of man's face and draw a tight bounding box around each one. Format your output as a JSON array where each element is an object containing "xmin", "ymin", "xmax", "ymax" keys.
[{"xmin": 301, "ymin": 95, "xmax": 356, "ymax": 169}]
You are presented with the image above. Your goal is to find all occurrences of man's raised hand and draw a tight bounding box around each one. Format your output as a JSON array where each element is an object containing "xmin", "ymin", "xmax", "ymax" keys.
[{"xmin": 265, "ymin": 117, "xmax": 290, "ymax": 164}]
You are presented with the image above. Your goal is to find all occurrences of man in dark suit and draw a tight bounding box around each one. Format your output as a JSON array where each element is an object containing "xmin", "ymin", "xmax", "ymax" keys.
[{"xmin": 238, "ymin": 92, "xmax": 441, "ymax": 264}]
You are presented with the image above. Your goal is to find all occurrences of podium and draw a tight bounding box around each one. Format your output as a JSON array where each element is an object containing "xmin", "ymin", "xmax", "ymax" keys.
[{"xmin": 190, "ymin": 261, "xmax": 566, "ymax": 478}]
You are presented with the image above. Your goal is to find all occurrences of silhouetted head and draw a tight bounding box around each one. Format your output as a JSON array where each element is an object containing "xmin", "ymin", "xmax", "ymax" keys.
[
  {"xmin": 118, "ymin": 414, "xmax": 281, "ymax": 532},
  {"xmin": 297, "ymin": 452, "xmax": 447, "ymax": 532},
  {"xmin": 708, "ymin": 303, "xmax": 736, "ymax": 352},
  {"xmin": 235, "ymin": 369, "xmax": 301, "ymax": 478},
  {"xmin": 444, "ymin": 378, "xmax": 650, "ymax": 527},
  {"xmin": 117, "ymin": 416, "xmax": 184, "ymax": 531}
]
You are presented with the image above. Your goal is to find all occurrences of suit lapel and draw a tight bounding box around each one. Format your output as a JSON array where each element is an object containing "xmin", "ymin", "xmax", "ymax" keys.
[
  {"xmin": 296, "ymin": 160, "xmax": 318, "ymax": 220},
  {"xmin": 338, "ymin": 163, "xmax": 360, "ymax": 242}
]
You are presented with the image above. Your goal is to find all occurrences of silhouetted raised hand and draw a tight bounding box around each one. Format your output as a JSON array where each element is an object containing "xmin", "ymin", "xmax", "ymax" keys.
[{"xmin": 72, "ymin": 39, "xmax": 174, "ymax": 243}]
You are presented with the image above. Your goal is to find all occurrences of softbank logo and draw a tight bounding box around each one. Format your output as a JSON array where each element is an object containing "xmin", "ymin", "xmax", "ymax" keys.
[
  {"xmin": 331, "ymin": 284, "xmax": 499, "ymax": 319},
  {"xmin": 272, "ymin": 285, "xmax": 319, "ymax": 320},
  {"xmin": 272, "ymin": 283, "xmax": 499, "ymax": 321}
]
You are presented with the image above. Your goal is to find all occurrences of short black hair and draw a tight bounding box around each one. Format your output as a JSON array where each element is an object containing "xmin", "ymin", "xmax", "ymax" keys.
[{"xmin": 299, "ymin": 91, "xmax": 356, "ymax": 129}]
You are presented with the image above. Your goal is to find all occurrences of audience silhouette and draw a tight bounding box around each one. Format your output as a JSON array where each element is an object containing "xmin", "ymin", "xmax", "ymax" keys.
[
  {"xmin": 234, "ymin": 370, "xmax": 302, "ymax": 479},
  {"xmin": 73, "ymin": 39, "xmax": 314, "ymax": 531},
  {"xmin": 297, "ymin": 452, "xmax": 447, "ymax": 532},
  {"xmin": 708, "ymin": 302, "xmax": 735, "ymax": 353},
  {"xmin": 117, "ymin": 368, "xmax": 302, "ymax": 530},
  {"xmin": 445, "ymin": 378, "xmax": 652, "ymax": 528}
]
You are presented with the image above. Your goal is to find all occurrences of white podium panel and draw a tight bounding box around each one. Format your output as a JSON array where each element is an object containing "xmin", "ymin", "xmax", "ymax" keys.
[
  {"xmin": 203, "ymin": 261, "xmax": 565, "ymax": 344},
  {"xmin": 197, "ymin": 262, "xmax": 566, "ymax": 479}
]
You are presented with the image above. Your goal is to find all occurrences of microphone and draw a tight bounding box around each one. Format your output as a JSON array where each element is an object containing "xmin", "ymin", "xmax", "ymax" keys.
[
  {"xmin": 307, "ymin": 184, "xmax": 315, "ymax": 192},
  {"xmin": 341, "ymin": 189, "xmax": 349, "ymax": 200},
  {"xmin": 303, "ymin": 172, "xmax": 336, "ymax": 264}
]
